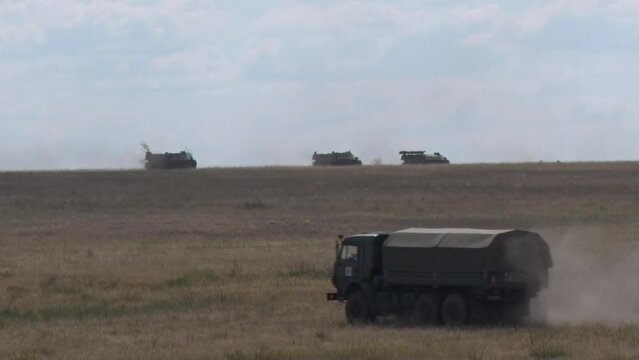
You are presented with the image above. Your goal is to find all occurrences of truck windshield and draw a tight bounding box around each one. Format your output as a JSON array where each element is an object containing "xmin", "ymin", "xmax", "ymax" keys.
[{"xmin": 340, "ymin": 245, "xmax": 358, "ymax": 261}]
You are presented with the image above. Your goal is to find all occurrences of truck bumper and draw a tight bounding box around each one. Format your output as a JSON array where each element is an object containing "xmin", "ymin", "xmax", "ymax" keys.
[{"xmin": 326, "ymin": 292, "xmax": 340, "ymax": 301}]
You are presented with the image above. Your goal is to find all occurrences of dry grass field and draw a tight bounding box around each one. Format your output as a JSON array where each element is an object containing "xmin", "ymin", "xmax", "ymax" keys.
[{"xmin": 1, "ymin": 163, "xmax": 638, "ymax": 359}]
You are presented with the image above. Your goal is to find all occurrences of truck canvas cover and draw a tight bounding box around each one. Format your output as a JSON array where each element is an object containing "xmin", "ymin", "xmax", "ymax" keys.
[
  {"xmin": 383, "ymin": 228, "xmax": 552, "ymax": 287},
  {"xmin": 385, "ymin": 228, "xmax": 511, "ymax": 248}
]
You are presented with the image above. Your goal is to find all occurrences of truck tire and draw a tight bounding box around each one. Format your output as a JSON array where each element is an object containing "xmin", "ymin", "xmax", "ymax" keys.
[
  {"xmin": 412, "ymin": 293, "xmax": 440, "ymax": 325},
  {"xmin": 345, "ymin": 291, "xmax": 374, "ymax": 324},
  {"xmin": 441, "ymin": 293, "xmax": 468, "ymax": 326}
]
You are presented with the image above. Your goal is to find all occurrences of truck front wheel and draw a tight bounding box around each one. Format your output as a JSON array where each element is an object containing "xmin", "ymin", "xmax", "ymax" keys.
[
  {"xmin": 441, "ymin": 293, "xmax": 468, "ymax": 326},
  {"xmin": 345, "ymin": 291, "xmax": 375, "ymax": 324},
  {"xmin": 412, "ymin": 293, "xmax": 440, "ymax": 325}
]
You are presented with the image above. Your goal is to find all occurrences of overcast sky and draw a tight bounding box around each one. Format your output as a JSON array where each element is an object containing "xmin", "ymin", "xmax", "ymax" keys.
[{"xmin": 1, "ymin": 0, "xmax": 639, "ymax": 169}]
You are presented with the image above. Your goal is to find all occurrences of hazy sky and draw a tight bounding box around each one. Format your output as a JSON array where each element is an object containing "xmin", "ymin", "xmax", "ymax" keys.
[{"xmin": 2, "ymin": 0, "xmax": 639, "ymax": 169}]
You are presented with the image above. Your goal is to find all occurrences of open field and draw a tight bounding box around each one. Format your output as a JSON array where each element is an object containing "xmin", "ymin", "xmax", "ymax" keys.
[{"xmin": 1, "ymin": 163, "xmax": 639, "ymax": 359}]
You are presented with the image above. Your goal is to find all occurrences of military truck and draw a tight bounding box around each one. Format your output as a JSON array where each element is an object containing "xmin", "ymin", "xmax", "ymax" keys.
[
  {"xmin": 326, "ymin": 228, "xmax": 552, "ymax": 325},
  {"xmin": 141, "ymin": 143, "xmax": 197, "ymax": 169},
  {"xmin": 400, "ymin": 151, "xmax": 450, "ymax": 164},
  {"xmin": 312, "ymin": 151, "xmax": 362, "ymax": 166}
]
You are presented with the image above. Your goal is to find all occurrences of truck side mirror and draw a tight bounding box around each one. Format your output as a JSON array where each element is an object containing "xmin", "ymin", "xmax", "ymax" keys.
[{"xmin": 336, "ymin": 235, "xmax": 343, "ymax": 258}]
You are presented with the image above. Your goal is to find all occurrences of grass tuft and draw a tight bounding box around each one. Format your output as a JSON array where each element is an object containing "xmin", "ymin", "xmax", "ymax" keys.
[
  {"xmin": 242, "ymin": 199, "xmax": 267, "ymax": 210},
  {"xmin": 228, "ymin": 261, "xmax": 243, "ymax": 277},
  {"xmin": 157, "ymin": 269, "xmax": 219, "ymax": 289},
  {"xmin": 224, "ymin": 345, "xmax": 291, "ymax": 360},
  {"xmin": 284, "ymin": 261, "xmax": 330, "ymax": 279},
  {"xmin": 529, "ymin": 345, "xmax": 569, "ymax": 359},
  {"xmin": 466, "ymin": 348, "xmax": 486, "ymax": 360}
]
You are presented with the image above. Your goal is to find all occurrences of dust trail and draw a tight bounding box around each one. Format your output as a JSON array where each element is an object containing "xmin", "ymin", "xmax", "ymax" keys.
[{"xmin": 531, "ymin": 226, "xmax": 639, "ymax": 325}]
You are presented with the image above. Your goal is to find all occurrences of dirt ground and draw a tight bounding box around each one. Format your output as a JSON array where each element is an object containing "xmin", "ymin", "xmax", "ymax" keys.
[{"xmin": 0, "ymin": 163, "xmax": 638, "ymax": 359}]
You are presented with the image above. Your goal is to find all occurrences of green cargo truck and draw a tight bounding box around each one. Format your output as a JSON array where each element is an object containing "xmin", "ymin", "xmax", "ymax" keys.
[{"xmin": 327, "ymin": 228, "xmax": 552, "ymax": 325}]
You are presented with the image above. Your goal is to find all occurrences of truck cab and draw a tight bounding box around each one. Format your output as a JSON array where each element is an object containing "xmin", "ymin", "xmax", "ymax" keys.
[{"xmin": 328, "ymin": 234, "xmax": 386, "ymax": 301}]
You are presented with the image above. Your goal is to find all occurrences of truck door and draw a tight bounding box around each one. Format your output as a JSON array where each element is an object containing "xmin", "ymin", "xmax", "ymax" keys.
[{"xmin": 336, "ymin": 243, "xmax": 361, "ymax": 290}]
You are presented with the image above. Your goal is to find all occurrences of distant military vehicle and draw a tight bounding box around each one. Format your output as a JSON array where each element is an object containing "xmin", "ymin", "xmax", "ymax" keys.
[
  {"xmin": 141, "ymin": 143, "xmax": 197, "ymax": 169},
  {"xmin": 327, "ymin": 228, "xmax": 552, "ymax": 325},
  {"xmin": 312, "ymin": 151, "xmax": 362, "ymax": 166},
  {"xmin": 400, "ymin": 151, "xmax": 450, "ymax": 164}
]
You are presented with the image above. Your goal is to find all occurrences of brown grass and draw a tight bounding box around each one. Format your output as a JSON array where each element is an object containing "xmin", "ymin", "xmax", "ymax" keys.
[{"xmin": 0, "ymin": 163, "xmax": 638, "ymax": 359}]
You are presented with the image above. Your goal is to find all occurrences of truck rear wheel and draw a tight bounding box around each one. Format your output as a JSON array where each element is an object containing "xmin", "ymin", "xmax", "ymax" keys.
[
  {"xmin": 412, "ymin": 293, "xmax": 440, "ymax": 325},
  {"xmin": 441, "ymin": 293, "xmax": 468, "ymax": 326},
  {"xmin": 345, "ymin": 292, "xmax": 374, "ymax": 324}
]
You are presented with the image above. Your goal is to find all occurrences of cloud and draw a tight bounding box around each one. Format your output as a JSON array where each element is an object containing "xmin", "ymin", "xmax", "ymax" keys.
[
  {"xmin": 1, "ymin": 1, "xmax": 639, "ymax": 169},
  {"xmin": 458, "ymin": 0, "xmax": 606, "ymax": 46}
]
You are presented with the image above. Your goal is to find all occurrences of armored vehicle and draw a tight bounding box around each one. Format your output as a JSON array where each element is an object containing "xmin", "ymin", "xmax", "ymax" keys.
[
  {"xmin": 400, "ymin": 151, "xmax": 450, "ymax": 164},
  {"xmin": 312, "ymin": 151, "xmax": 362, "ymax": 166},
  {"xmin": 327, "ymin": 228, "xmax": 552, "ymax": 325},
  {"xmin": 141, "ymin": 143, "xmax": 197, "ymax": 169}
]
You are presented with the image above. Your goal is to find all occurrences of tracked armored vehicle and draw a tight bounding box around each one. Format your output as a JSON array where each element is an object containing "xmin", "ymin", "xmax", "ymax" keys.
[
  {"xmin": 141, "ymin": 143, "xmax": 197, "ymax": 169},
  {"xmin": 312, "ymin": 151, "xmax": 362, "ymax": 166},
  {"xmin": 327, "ymin": 228, "xmax": 552, "ymax": 325},
  {"xmin": 400, "ymin": 151, "xmax": 450, "ymax": 164},
  {"xmin": 145, "ymin": 151, "xmax": 197, "ymax": 169}
]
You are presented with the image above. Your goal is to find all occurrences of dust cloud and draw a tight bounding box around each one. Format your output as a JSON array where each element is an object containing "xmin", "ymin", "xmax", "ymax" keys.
[{"xmin": 531, "ymin": 226, "xmax": 639, "ymax": 325}]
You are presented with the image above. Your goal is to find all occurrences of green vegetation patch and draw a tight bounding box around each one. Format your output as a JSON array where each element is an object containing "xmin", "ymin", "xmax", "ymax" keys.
[
  {"xmin": 225, "ymin": 345, "xmax": 292, "ymax": 360},
  {"xmin": 283, "ymin": 262, "xmax": 331, "ymax": 280},
  {"xmin": 154, "ymin": 268, "xmax": 219, "ymax": 289},
  {"xmin": 0, "ymin": 296, "xmax": 216, "ymax": 323},
  {"xmin": 529, "ymin": 345, "xmax": 569, "ymax": 359},
  {"xmin": 242, "ymin": 199, "xmax": 267, "ymax": 210}
]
